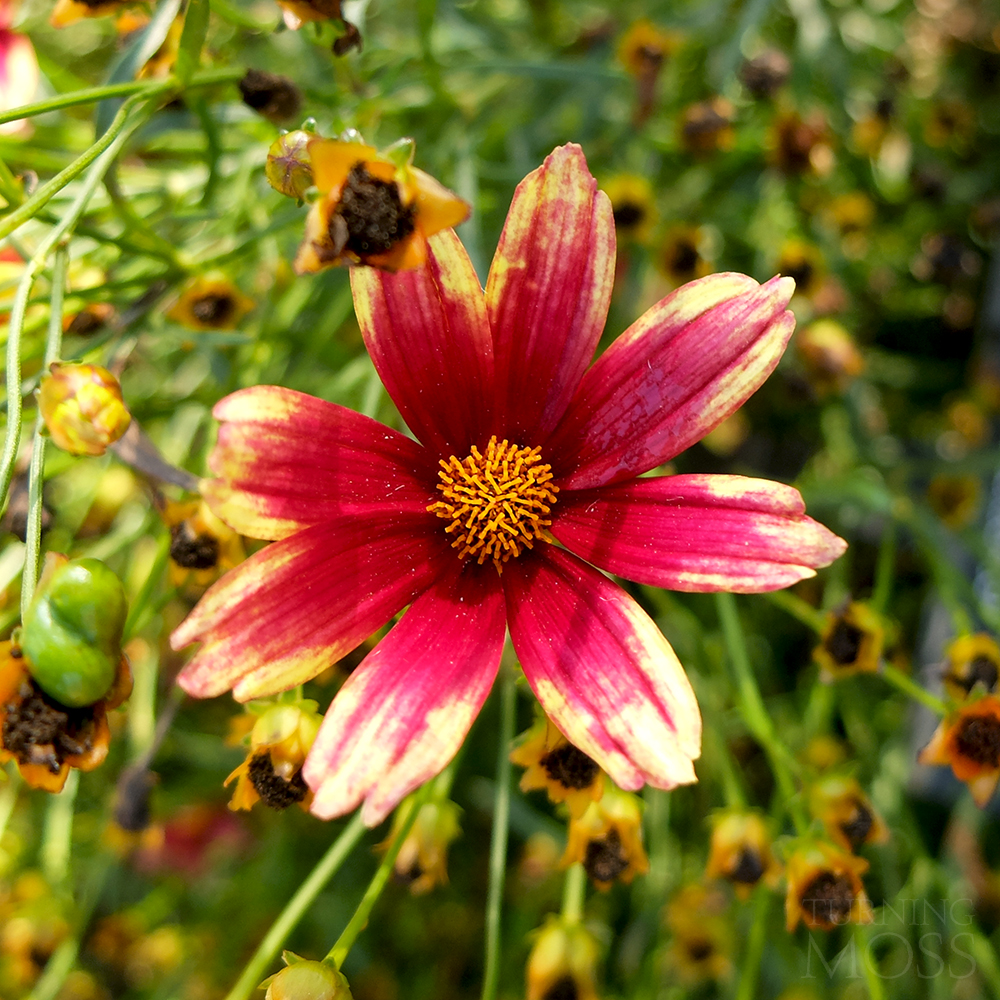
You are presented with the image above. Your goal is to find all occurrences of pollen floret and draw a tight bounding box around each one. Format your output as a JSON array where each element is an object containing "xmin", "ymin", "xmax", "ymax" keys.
[{"xmin": 429, "ymin": 435, "xmax": 559, "ymax": 570}]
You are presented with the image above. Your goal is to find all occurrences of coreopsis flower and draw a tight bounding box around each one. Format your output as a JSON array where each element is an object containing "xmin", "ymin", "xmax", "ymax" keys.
[
  {"xmin": 158, "ymin": 496, "xmax": 245, "ymax": 591},
  {"xmin": 705, "ymin": 811, "xmax": 781, "ymax": 897},
  {"xmin": 172, "ymin": 143, "xmax": 846, "ymax": 826},
  {"xmin": 665, "ymin": 884, "xmax": 732, "ymax": 982},
  {"xmin": 942, "ymin": 634, "xmax": 1000, "ymax": 701},
  {"xmin": 238, "ymin": 69, "xmax": 302, "ymax": 123},
  {"xmin": 511, "ymin": 715, "xmax": 603, "ymax": 818},
  {"xmin": 166, "ymin": 275, "xmax": 255, "ymax": 331},
  {"xmin": 263, "ymin": 956, "xmax": 352, "ymax": 1000},
  {"xmin": 813, "ymin": 602, "xmax": 884, "ymax": 680},
  {"xmin": 267, "ymin": 130, "xmax": 314, "ymax": 200},
  {"xmin": 137, "ymin": 15, "xmax": 183, "ymax": 79},
  {"xmin": 808, "ymin": 775, "xmax": 888, "ymax": 853},
  {"xmin": 226, "ymin": 698, "xmax": 322, "ymax": 811},
  {"xmin": 616, "ymin": 20, "xmax": 678, "ymax": 125},
  {"xmin": 37, "ymin": 362, "xmax": 131, "ymax": 457},
  {"xmin": 382, "ymin": 794, "xmax": 461, "ymax": 894},
  {"xmin": 563, "ymin": 783, "xmax": 648, "ymax": 890},
  {"xmin": 919, "ymin": 696, "xmax": 1000, "ymax": 806},
  {"xmin": 739, "ymin": 49, "xmax": 791, "ymax": 99},
  {"xmin": 659, "ymin": 225, "xmax": 712, "ymax": 286},
  {"xmin": 795, "ymin": 319, "xmax": 864, "ymax": 396},
  {"xmin": 601, "ymin": 174, "xmax": 655, "ymax": 243},
  {"xmin": 784, "ymin": 840, "xmax": 873, "ymax": 931},
  {"xmin": 294, "ymin": 137, "xmax": 469, "ymax": 274},
  {"xmin": 680, "ymin": 98, "xmax": 736, "ymax": 155},
  {"xmin": 0, "ymin": 0, "xmax": 39, "ymax": 135},
  {"xmin": 526, "ymin": 916, "xmax": 600, "ymax": 1000}
]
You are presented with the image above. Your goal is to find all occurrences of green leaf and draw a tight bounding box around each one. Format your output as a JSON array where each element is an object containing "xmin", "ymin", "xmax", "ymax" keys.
[{"xmin": 176, "ymin": 0, "xmax": 211, "ymax": 87}]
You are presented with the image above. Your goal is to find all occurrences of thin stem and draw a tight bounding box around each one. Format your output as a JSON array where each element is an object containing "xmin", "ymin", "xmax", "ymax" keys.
[
  {"xmin": 735, "ymin": 887, "xmax": 770, "ymax": 1000},
  {"xmin": 480, "ymin": 669, "xmax": 516, "ymax": 1000},
  {"xmin": 707, "ymin": 725, "xmax": 746, "ymax": 809},
  {"xmin": 20, "ymin": 245, "xmax": 67, "ymax": 616},
  {"xmin": 881, "ymin": 664, "xmax": 947, "ymax": 716},
  {"xmin": 224, "ymin": 811, "xmax": 367, "ymax": 1000},
  {"xmin": 715, "ymin": 592, "xmax": 807, "ymax": 833},
  {"xmin": 326, "ymin": 786, "xmax": 432, "ymax": 968},
  {"xmin": 870, "ymin": 518, "xmax": 896, "ymax": 614},
  {"xmin": 0, "ymin": 103, "xmax": 150, "ymax": 514},
  {"xmin": 560, "ymin": 863, "xmax": 586, "ymax": 925},
  {"xmin": 764, "ymin": 589, "xmax": 826, "ymax": 633},
  {"xmin": 856, "ymin": 923, "xmax": 887, "ymax": 1000},
  {"xmin": 40, "ymin": 769, "xmax": 78, "ymax": 885}
]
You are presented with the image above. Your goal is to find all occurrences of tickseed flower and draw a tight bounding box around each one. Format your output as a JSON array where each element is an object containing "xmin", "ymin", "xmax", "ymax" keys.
[
  {"xmin": 665, "ymin": 884, "xmax": 732, "ymax": 982},
  {"xmin": 226, "ymin": 697, "xmax": 322, "ymax": 811},
  {"xmin": 617, "ymin": 20, "xmax": 679, "ymax": 125},
  {"xmin": 808, "ymin": 775, "xmax": 888, "ymax": 853},
  {"xmin": 171, "ymin": 143, "xmax": 846, "ymax": 826},
  {"xmin": 263, "ymin": 956, "xmax": 352, "ymax": 1000},
  {"xmin": 157, "ymin": 496, "xmax": 245, "ymax": 592},
  {"xmin": 776, "ymin": 240, "xmax": 824, "ymax": 299},
  {"xmin": 813, "ymin": 602, "xmax": 884, "ymax": 680},
  {"xmin": 705, "ymin": 810, "xmax": 781, "ymax": 898},
  {"xmin": 294, "ymin": 136, "xmax": 469, "ymax": 274},
  {"xmin": 526, "ymin": 916, "xmax": 600, "ymax": 1000},
  {"xmin": 0, "ymin": 0, "xmax": 38, "ymax": 136},
  {"xmin": 795, "ymin": 319, "xmax": 864, "ymax": 396},
  {"xmin": 381, "ymin": 794, "xmax": 461, "ymax": 894},
  {"xmin": 511, "ymin": 715, "xmax": 603, "ymax": 818},
  {"xmin": 563, "ymin": 782, "xmax": 649, "ymax": 890},
  {"xmin": 64, "ymin": 302, "xmax": 116, "ymax": 337},
  {"xmin": 942, "ymin": 634, "xmax": 1000, "ymax": 701},
  {"xmin": 601, "ymin": 174, "xmax": 655, "ymax": 244},
  {"xmin": 238, "ymin": 69, "xmax": 302, "ymax": 123},
  {"xmin": 784, "ymin": 840, "xmax": 874, "ymax": 931},
  {"xmin": 919, "ymin": 696, "xmax": 1000, "ymax": 806},
  {"xmin": 37, "ymin": 362, "xmax": 131, "ymax": 457},
  {"xmin": 166, "ymin": 275, "xmax": 255, "ymax": 331}
]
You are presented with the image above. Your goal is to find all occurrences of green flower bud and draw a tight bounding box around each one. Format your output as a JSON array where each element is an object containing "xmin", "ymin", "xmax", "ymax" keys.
[
  {"xmin": 21, "ymin": 555, "xmax": 127, "ymax": 707},
  {"xmin": 266, "ymin": 130, "xmax": 314, "ymax": 200},
  {"xmin": 263, "ymin": 958, "xmax": 352, "ymax": 1000}
]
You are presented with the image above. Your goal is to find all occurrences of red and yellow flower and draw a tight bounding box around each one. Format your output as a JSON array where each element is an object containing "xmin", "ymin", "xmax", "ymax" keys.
[
  {"xmin": 919, "ymin": 696, "xmax": 1000, "ymax": 806},
  {"xmin": 0, "ymin": 0, "xmax": 38, "ymax": 135},
  {"xmin": 784, "ymin": 840, "xmax": 874, "ymax": 931},
  {"xmin": 171, "ymin": 144, "xmax": 846, "ymax": 827},
  {"xmin": 294, "ymin": 138, "xmax": 469, "ymax": 274}
]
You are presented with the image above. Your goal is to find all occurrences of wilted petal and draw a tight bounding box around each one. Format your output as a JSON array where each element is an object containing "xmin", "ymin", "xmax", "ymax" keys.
[
  {"xmin": 550, "ymin": 273, "xmax": 795, "ymax": 489},
  {"xmin": 553, "ymin": 475, "xmax": 846, "ymax": 592},
  {"xmin": 351, "ymin": 228, "xmax": 494, "ymax": 460},
  {"xmin": 172, "ymin": 513, "xmax": 451, "ymax": 701},
  {"xmin": 486, "ymin": 143, "xmax": 615, "ymax": 443},
  {"xmin": 305, "ymin": 563, "xmax": 506, "ymax": 825},
  {"xmin": 503, "ymin": 546, "xmax": 701, "ymax": 792},
  {"xmin": 204, "ymin": 385, "xmax": 436, "ymax": 540}
]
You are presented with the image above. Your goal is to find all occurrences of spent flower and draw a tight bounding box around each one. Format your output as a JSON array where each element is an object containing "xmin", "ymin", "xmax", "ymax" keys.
[
  {"xmin": 172, "ymin": 144, "xmax": 845, "ymax": 826},
  {"xmin": 808, "ymin": 775, "xmax": 889, "ymax": 853},
  {"xmin": 381, "ymin": 794, "xmax": 461, "ymax": 894},
  {"xmin": 919, "ymin": 695, "xmax": 1000, "ymax": 806},
  {"xmin": 526, "ymin": 916, "xmax": 600, "ymax": 1000},
  {"xmin": 705, "ymin": 810, "xmax": 781, "ymax": 897},
  {"xmin": 784, "ymin": 839, "xmax": 873, "ymax": 931}
]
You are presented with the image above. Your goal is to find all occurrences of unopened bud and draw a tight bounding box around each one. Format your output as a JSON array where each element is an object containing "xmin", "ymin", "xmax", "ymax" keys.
[
  {"xmin": 263, "ymin": 958, "xmax": 352, "ymax": 1000},
  {"xmin": 267, "ymin": 130, "xmax": 315, "ymax": 200},
  {"xmin": 38, "ymin": 362, "xmax": 131, "ymax": 456}
]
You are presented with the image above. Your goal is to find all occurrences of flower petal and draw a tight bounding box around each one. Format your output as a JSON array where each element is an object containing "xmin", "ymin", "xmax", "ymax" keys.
[
  {"xmin": 350, "ymin": 228, "xmax": 494, "ymax": 460},
  {"xmin": 550, "ymin": 273, "xmax": 795, "ymax": 489},
  {"xmin": 486, "ymin": 143, "xmax": 615, "ymax": 443},
  {"xmin": 203, "ymin": 385, "xmax": 436, "ymax": 540},
  {"xmin": 172, "ymin": 513, "xmax": 451, "ymax": 701},
  {"xmin": 305, "ymin": 563, "xmax": 505, "ymax": 825},
  {"xmin": 552, "ymin": 475, "xmax": 847, "ymax": 592},
  {"xmin": 503, "ymin": 546, "xmax": 701, "ymax": 792}
]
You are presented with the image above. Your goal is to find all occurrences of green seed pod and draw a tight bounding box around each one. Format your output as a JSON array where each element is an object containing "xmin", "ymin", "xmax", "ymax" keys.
[{"xmin": 21, "ymin": 556, "xmax": 127, "ymax": 707}]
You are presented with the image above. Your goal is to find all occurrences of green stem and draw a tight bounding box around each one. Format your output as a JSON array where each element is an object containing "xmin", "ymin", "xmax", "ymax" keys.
[
  {"xmin": 707, "ymin": 724, "xmax": 746, "ymax": 809},
  {"xmin": 19, "ymin": 245, "xmax": 66, "ymax": 616},
  {"xmin": 325, "ymin": 787, "xmax": 431, "ymax": 968},
  {"xmin": 870, "ymin": 519, "xmax": 896, "ymax": 614},
  {"xmin": 224, "ymin": 811, "xmax": 367, "ymax": 1000},
  {"xmin": 40, "ymin": 769, "xmax": 78, "ymax": 885},
  {"xmin": 856, "ymin": 923, "xmax": 887, "ymax": 1000},
  {"xmin": 104, "ymin": 164, "xmax": 185, "ymax": 268},
  {"xmin": 715, "ymin": 592, "xmax": 807, "ymax": 833},
  {"xmin": 560, "ymin": 863, "xmax": 586, "ymax": 925},
  {"xmin": 735, "ymin": 887, "xmax": 770, "ymax": 1000},
  {"xmin": 1, "ymin": 108, "xmax": 149, "ymax": 514},
  {"xmin": 0, "ymin": 67, "xmax": 242, "ymax": 128},
  {"xmin": 764, "ymin": 589, "xmax": 826, "ymax": 633},
  {"xmin": 881, "ymin": 664, "xmax": 947, "ymax": 716},
  {"xmin": 480, "ymin": 669, "xmax": 516, "ymax": 1000}
]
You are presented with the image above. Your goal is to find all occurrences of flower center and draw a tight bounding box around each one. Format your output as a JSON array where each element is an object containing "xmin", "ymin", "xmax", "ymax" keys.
[{"xmin": 428, "ymin": 436, "xmax": 559, "ymax": 571}]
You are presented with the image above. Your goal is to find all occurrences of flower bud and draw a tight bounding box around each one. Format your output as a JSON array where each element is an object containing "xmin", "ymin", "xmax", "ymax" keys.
[
  {"xmin": 267, "ymin": 130, "xmax": 315, "ymax": 200},
  {"xmin": 20, "ymin": 553, "xmax": 127, "ymax": 707},
  {"xmin": 263, "ymin": 958, "xmax": 352, "ymax": 1000},
  {"xmin": 38, "ymin": 362, "xmax": 131, "ymax": 457},
  {"xmin": 526, "ymin": 917, "xmax": 600, "ymax": 1000}
]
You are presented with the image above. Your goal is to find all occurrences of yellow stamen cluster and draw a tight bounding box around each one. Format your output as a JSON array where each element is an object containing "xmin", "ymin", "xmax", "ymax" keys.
[{"xmin": 429, "ymin": 436, "xmax": 559, "ymax": 570}]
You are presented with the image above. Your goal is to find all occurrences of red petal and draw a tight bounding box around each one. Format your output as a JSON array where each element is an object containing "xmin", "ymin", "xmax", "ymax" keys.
[
  {"xmin": 172, "ymin": 513, "xmax": 452, "ymax": 701},
  {"xmin": 351, "ymin": 228, "xmax": 494, "ymax": 460},
  {"xmin": 552, "ymin": 475, "xmax": 847, "ymax": 593},
  {"xmin": 205, "ymin": 385, "xmax": 436, "ymax": 540},
  {"xmin": 487, "ymin": 144, "xmax": 615, "ymax": 443},
  {"xmin": 503, "ymin": 546, "xmax": 701, "ymax": 792},
  {"xmin": 550, "ymin": 273, "xmax": 795, "ymax": 489},
  {"xmin": 304, "ymin": 563, "xmax": 505, "ymax": 825}
]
